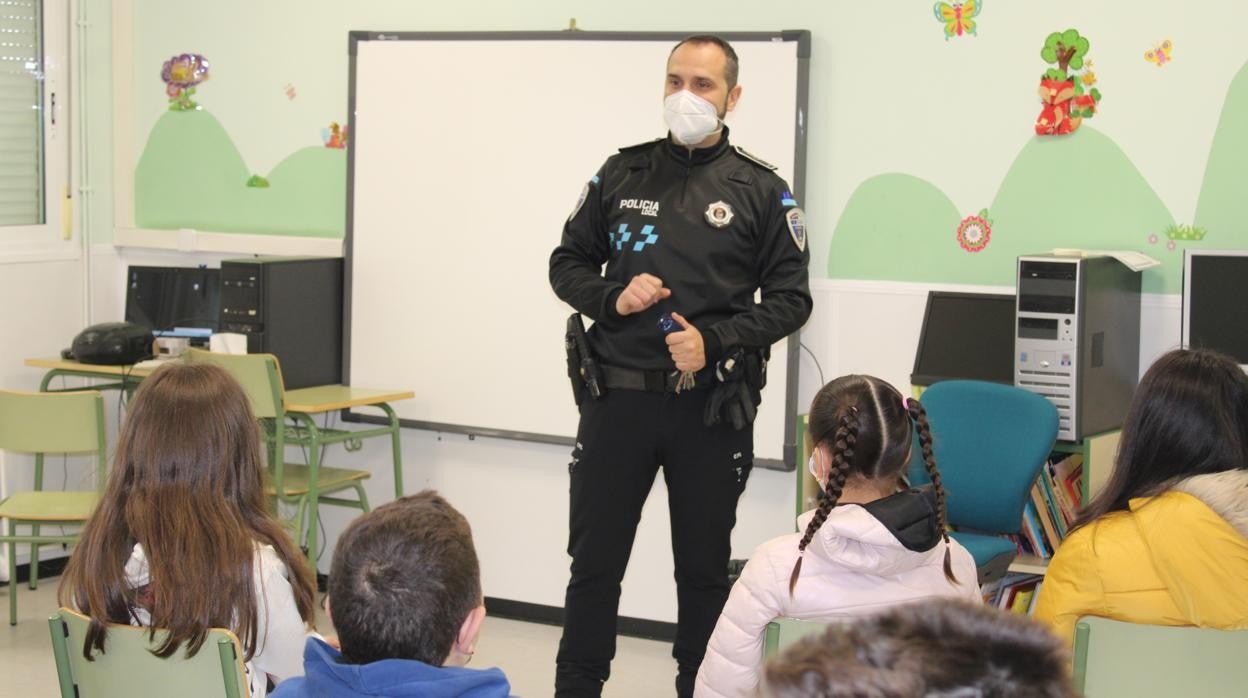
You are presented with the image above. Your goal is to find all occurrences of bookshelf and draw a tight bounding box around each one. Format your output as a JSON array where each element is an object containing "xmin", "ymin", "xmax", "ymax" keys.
[{"xmin": 794, "ymin": 414, "xmax": 1120, "ymax": 575}]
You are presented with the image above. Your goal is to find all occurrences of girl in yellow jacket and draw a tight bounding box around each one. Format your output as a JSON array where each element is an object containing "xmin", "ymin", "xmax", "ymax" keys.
[{"xmin": 1033, "ymin": 348, "xmax": 1248, "ymax": 644}]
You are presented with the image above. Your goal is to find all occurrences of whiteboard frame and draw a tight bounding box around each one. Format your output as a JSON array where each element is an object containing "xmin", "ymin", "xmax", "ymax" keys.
[{"xmin": 343, "ymin": 30, "xmax": 811, "ymax": 471}]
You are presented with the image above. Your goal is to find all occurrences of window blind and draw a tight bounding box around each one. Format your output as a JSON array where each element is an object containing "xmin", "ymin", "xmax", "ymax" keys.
[{"xmin": 0, "ymin": 0, "xmax": 43, "ymax": 226}]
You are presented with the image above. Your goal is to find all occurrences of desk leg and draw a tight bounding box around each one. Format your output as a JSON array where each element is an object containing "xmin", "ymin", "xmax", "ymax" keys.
[
  {"xmin": 381, "ymin": 403, "xmax": 404, "ymax": 499},
  {"xmin": 39, "ymin": 370, "xmax": 62, "ymax": 393},
  {"xmin": 299, "ymin": 415, "xmax": 323, "ymax": 567}
]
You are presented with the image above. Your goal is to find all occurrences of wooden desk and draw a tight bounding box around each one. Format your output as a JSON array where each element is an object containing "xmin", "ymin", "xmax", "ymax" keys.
[{"xmin": 25, "ymin": 357, "xmax": 415, "ymax": 561}]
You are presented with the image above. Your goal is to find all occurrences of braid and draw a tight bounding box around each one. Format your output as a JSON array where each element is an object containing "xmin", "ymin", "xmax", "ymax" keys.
[
  {"xmin": 908, "ymin": 398, "xmax": 958, "ymax": 584},
  {"xmin": 789, "ymin": 411, "xmax": 858, "ymax": 597}
]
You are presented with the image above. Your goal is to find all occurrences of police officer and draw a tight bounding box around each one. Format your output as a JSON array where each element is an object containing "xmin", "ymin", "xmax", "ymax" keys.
[{"xmin": 548, "ymin": 35, "xmax": 812, "ymax": 697}]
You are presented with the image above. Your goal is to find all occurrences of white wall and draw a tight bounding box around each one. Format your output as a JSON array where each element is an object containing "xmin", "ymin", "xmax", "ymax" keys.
[{"xmin": 0, "ymin": 258, "xmax": 89, "ymax": 579}]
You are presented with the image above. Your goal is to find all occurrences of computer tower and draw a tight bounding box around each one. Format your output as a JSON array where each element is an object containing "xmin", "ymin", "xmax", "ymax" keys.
[
  {"xmin": 219, "ymin": 257, "xmax": 343, "ymax": 390},
  {"xmin": 1015, "ymin": 255, "xmax": 1141, "ymax": 441}
]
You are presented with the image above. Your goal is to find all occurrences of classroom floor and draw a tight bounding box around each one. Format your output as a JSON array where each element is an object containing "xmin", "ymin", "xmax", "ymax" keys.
[{"xmin": 1, "ymin": 576, "xmax": 675, "ymax": 697}]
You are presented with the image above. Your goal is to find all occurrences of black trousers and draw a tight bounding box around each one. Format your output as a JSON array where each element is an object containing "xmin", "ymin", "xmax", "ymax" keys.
[{"xmin": 555, "ymin": 387, "xmax": 753, "ymax": 697}]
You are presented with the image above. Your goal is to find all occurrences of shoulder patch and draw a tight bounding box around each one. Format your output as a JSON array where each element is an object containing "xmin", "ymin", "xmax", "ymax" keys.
[
  {"xmin": 733, "ymin": 146, "xmax": 778, "ymax": 171},
  {"xmin": 785, "ymin": 208, "xmax": 807, "ymax": 252},
  {"xmin": 567, "ymin": 175, "xmax": 597, "ymax": 222},
  {"xmin": 618, "ymin": 138, "xmax": 664, "ymax": 153}
]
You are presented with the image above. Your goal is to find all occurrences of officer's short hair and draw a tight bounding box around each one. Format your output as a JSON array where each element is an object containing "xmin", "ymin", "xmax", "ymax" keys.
[
  {"xmin": 328, "ymin": 491, "xmax": 481, "ymax": 666},
  {"xmin": 761, "ymin": 599, "xmax": 1076, "ymax": 698},
  {"xmin": 670, "ymin": 34, "xmax": 740, "ymax": 89}
]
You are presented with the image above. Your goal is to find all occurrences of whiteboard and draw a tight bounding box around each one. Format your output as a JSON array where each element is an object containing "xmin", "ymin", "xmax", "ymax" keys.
[{"xmin": 345, "ymin": 31, "xmax": 810, "ymax": 468}]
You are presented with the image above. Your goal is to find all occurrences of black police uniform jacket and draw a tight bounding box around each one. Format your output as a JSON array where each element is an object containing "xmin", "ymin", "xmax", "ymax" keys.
[{"xmin": 549, "ymin": 128, "xmax": 813, "ymax": 371}]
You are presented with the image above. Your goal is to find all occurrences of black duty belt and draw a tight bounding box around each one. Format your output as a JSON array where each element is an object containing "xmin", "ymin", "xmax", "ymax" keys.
[{"xmin": 601, "ymin": 365, "xmax": 714, "ymax": 393}]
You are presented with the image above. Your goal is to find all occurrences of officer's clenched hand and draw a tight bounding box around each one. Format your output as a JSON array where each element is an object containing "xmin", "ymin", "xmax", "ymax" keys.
[
  {"xmin": 615, "ymin": 273, "xmax": 672, "ymax": 316},
  {"xmin": 665, "ymin": 312, "xmax": 706, "ymax": 372}
]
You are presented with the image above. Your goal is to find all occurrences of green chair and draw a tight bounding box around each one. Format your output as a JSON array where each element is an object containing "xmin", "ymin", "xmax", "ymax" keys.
[
  {"xmin": 0, "ymin": 389, "xmax": 106, "ymax": 625},
  {"xmin": 49, "ymin": 607, "xmax": 247, "ymax": 698},
  {"xmin": 185, "ymin": 349, "xmax": 370, "ymax": 563},
  {"xmin": 1072, "ymin": 616, "xmax": 1248, "ymax": 697},
  {"xmin": 763, "ymin": 617, "xmax": 830, "ymax": 658},
  {"xmin": 907, "ymin": 380, "xmax": 1059, "ymax": 584}
]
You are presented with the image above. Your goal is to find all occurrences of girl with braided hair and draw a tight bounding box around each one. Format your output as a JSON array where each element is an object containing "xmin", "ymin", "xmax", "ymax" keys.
[{"xmin": 694, "ymin": 375, "xmax": 979, "ymax": 698}]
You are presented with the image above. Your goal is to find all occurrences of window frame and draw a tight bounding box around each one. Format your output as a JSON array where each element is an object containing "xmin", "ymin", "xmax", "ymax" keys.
[{"xmin": 0, "ymin": 0, "xmax": 75, "ymax": 264}]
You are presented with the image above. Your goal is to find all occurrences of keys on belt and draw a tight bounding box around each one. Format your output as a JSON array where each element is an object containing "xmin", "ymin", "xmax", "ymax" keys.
[{"xmin": 601, "ymin": 365, "xmax": 712, "ymax": 393}]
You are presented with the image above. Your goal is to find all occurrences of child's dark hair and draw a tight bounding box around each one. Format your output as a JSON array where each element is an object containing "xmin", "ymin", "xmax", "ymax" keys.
[
  {"xmin": 789, "ymin": 375, "xmax": 955, "ymax": 596},
  {"xmin": 1074, "ymin": 348, "xmax": 1248, "ymax": 530},
  {"xmin": 761, "ymin": 599, "xmax": 1077, "ymax": 698},
  {"xmin": 329, "ymin": 490, "xmax": 481, "ymax": 666}
]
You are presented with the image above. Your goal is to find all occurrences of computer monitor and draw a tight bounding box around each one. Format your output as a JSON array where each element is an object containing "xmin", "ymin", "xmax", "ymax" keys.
[
  {"xmin": 124, "ymin": 265, "xmax": 221, "ymax": 337},
  {"xmin": 1183, "ymin": 250, "xmax": 1248, "ymax": 366},
  {"xmin": 911, "ymin": 291, "xmax": 1017, "ymax": 387}
]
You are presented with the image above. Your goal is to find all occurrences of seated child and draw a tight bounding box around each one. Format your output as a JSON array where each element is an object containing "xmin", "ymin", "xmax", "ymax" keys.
[
  {"xmin": 273, "ymin": 491, "xmax": 512, "ymax": 698},
  {"xmin": 695, "ymin": 374, "xmax": 980, "ymax": 697},
  {"xmin": 1033, "ymin": 348, "xmax": 1248, "ymax": 643},
  {"xmin": 760, "ymin": 599, "xmax": 1076, "ymax": 697},
  {"xmin": 59, "ymin": 362, "xmax": 317, "ymax": 697}
]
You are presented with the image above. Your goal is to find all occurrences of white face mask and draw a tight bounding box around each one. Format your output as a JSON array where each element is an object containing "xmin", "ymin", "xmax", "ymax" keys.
[
  {"xmin": 808, "ymin": 452, "xmax": 820, "ymax": 482},
  {"xmin": 663, "ymin": 90, "xmax": 722, "ymax": 145}
]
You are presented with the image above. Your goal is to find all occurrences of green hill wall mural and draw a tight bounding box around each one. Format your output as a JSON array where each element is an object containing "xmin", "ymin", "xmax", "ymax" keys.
[
  {"xmin": 135, "ymin": 110, "xmax": 345, "ymax": 238},
  {"xmin": 830, "ymin": 60, "xmax": 1248, "ymax": 295},
  {"xmin": 132, "ymin": 57, "xmax": 1248, "ymax": 292}
]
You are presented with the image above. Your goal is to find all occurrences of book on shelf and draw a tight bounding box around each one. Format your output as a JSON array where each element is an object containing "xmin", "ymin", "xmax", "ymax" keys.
[
  {"xmin": 1037, "ymin": 468, "xmax": 1069, "ymax": 539},
  {"xmin": 984, "ymin": 572, "xmax": 1044, "ymax": 615},
  {"xmin": 1029, "ymin": 483, "xmax": 1062, "ymax": 553},
  {"xmin": 1019, "ymin": 453, "xmax": 1087, "ymax": 559},
  {"xmin": 1019, "ymin": 501, "xmax": 1052, "ymax": 558}
]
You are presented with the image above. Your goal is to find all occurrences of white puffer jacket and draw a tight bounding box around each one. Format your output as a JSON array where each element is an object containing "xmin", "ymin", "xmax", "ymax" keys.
[{"xmin": 694, "ymin": 489, "xmax": 980, "ymax": 698}]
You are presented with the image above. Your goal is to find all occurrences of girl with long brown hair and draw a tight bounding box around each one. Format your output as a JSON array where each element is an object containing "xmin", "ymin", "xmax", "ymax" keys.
[
  {"xmin": 695, "ymin": 375, "xmax": 980, "ymax": 698},
  {"xmin": 59, "ymin": 362, "xmax": 317, "ymax": 696}
]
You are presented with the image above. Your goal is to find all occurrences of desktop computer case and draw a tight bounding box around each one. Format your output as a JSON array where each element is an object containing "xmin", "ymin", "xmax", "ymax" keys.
[
  {"xmin": 219, "ymin": 257, "xmax": 343, "ymax": 390},
  {"xmin": 1015, "ymin": 255, "xmax": 1141, "ymax": 441}
]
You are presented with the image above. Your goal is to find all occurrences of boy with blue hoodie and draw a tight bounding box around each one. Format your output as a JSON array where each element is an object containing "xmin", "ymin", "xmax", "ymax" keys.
[{"xmin": 272, "ymin": 491, "xmax": 512, "ymax": 698}]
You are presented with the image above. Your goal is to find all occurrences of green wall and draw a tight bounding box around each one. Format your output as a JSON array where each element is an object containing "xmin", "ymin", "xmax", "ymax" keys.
[{"xmin": 116, "ymin": 1, "xmax": 1248, "ymax": 292}]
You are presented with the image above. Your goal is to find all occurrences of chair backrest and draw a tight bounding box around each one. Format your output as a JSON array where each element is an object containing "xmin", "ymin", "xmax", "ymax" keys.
[
  {"xmin": 185, "ymin": 349, "xmax": 285, "ymax": 419},
  {"xmin": 48, "ymin": 608, "xmax": 248, "ymax": 698},
  {"xmin": 906, "ymin": 380, "xmax": 1058, "ymax": 533},
  {"xmin": 0, "ymin": 389, "xmax": 106, "ymax": 454},
  {"xmin": 1073, "ymin": 616, "xmax": 1248, "ymax": 697},
  {"xmin": 0, "ymin": 389, "xmax": 107, "ymax": 486},
  {"xmin": 764, "ymin": 618, "xmax": 830, "ymax": 658}
]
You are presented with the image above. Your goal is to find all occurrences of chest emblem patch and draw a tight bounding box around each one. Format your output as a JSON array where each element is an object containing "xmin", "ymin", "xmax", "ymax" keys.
[
  {"xmin": 785, "ymin": 208, "xmax": 807, "ymax": 252},
  {"xmin": 704, "ymin": 200, "xmax": 734, "ymax": 229}
]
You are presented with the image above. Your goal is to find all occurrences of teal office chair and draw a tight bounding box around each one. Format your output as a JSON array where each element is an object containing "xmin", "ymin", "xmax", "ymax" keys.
[
  {"xmin": 907, "ymin": 380, "xmax": 1058, "ymax": 584},
  {"xmin": 1072, "ymin": 616, "xmax": 1248, "ymax": 697}
]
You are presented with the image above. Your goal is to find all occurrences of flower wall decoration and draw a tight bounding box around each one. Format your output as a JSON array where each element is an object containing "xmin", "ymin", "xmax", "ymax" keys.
[
  {"xmin": 162, "ymin": 53, "xmax": 210, "ymax": 111},
  {"xmin": 957, "ymin": 209, "xmax": 993, "ymax": 252}
]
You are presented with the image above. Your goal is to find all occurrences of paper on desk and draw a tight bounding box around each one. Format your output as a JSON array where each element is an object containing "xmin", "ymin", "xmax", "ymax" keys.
[{"xmin": 1051, "ymin": 249, "xmax": 1160, "ymax": 272}]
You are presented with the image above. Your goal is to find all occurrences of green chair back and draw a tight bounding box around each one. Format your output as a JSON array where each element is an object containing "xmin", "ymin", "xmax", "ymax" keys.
[
  {"xmin": 763, "ymin": 618, "xmax": 830, "ymax": 658},
  {"xmin": 0, "ymin": 389, "xmax": 108, "ymax": 624},
  {"xmin": 1073, "ymin": 616, "xmax": 1248, "ymax": 697},
  {"xmin": 185, "ymin": 349, "xmax": 285, "ymax": 420},
  {"xmin": 0, "ymin": 389, "xmax": 106, "ymax": 456},
  {"xmin": 48, "ymin": 608, "xmax": 247, "ymax": 698}
]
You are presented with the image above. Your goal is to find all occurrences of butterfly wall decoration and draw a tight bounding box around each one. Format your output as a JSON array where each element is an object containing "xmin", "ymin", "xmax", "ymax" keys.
[
  {"xmin": 1145, "ymin": 40, "xmax": 1173, "ymax": 67},
  {"xmin": 934, "ymin": 0, "xmax": 981, "ymax": 40}
]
